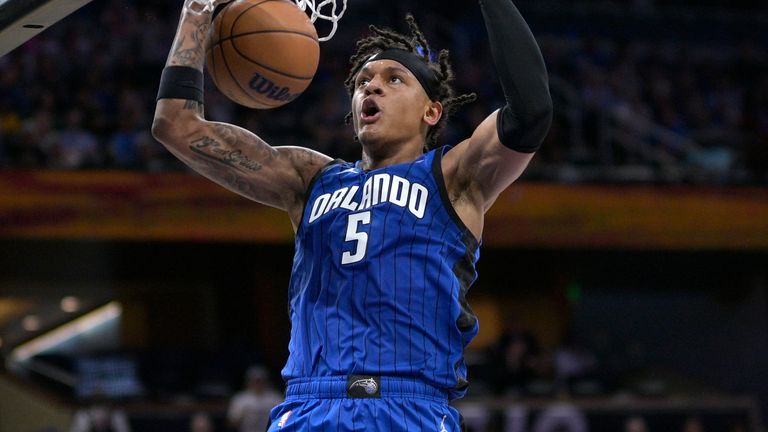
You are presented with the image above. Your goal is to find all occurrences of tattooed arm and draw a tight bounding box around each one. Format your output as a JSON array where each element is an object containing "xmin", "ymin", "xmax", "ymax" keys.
[{"xmin": 151, "ymin": 0, "xmax": 332, "ymax": 228}]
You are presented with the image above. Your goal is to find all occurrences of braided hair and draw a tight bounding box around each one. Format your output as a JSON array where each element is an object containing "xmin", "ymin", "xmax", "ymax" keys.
[{"xmin": 344, "ymin": 15, "xmax": 477, "ymax": 150}]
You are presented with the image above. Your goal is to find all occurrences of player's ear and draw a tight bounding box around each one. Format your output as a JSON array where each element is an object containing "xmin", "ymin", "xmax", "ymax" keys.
[{"xmin": 423, "ymin": 100, "xmax": 443, "ymax": 126}]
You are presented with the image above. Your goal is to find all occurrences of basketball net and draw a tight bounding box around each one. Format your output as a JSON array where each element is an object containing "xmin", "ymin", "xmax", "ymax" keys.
[
  {"xmin": 189, "ymin": 0, "xmax": 346, "ymax": 42},
  {"xmin": 294, "ymin": 0, "xmax": 347, "ymax": 41}
]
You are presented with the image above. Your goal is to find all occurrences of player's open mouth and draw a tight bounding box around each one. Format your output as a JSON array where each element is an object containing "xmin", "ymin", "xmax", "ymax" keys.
[{"xmin": 360, "ymin": 98, "xmax": 381, "ymax": 123}]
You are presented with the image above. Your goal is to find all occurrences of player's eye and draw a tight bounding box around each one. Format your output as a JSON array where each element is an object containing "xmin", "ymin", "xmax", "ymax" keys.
[
  {"xmin": 390, "ymin": 76, "xmax": 403, "ymax": 84},
  {"xmin": 357, "ymin": 78, "xmax": 370, "ymax": 87}
]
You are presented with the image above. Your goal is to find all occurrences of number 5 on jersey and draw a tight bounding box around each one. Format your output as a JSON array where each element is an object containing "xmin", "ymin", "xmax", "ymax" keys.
[{"xmin": 341, "ymin": 211, "xmax": 371, "ymax": 264}]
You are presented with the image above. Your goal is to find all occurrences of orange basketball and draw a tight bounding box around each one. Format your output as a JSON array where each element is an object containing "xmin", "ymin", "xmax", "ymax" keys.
[{"xmin": 206, "ymin": 0, "xmax": 319, "ymax": 109}]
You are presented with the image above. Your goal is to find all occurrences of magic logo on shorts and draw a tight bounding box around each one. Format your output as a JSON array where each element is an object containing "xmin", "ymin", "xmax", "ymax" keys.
[
  {"xmin": 350, "ymin": 378, "xmax": 377, "ymax": 394},
  {"xmin": 308, "ymin": 173, "xmax": 429, "ymax": 223},
  {"xmin": 346, "ymin": 375, "xmax": 381, "ymax": 398}
]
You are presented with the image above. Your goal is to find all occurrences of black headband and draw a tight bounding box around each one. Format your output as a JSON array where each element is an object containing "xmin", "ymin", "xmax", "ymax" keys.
[{"xmin": 366, "ymin": 49, "xmax": 440, "ymax": 101}]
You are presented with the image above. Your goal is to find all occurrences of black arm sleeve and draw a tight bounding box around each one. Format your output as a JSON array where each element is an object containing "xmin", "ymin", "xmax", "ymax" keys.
[{"xmin": 479, "ymin": 0, "xmax": 553, "ymax": 153}]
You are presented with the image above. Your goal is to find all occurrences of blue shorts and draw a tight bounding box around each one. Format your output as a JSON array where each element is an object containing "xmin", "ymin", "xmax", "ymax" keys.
[{"xmin": 266, "ymin": 376, "xmax": 462, "ymax": 431}]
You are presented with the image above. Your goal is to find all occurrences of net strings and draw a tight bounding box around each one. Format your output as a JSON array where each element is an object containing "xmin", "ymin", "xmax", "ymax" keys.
[
  {"xmin": 189, "ymin": 0, "xmax": 346, "ymax": 42},
  {"xmin": 295, "ymin": 0, "xmax": 348, "ymax": 41}
]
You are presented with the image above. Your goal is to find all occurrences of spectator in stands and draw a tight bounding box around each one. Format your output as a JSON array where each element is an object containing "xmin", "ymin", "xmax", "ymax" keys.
[
  {"xmin": 487, "ymin": 327, "xmax": 547, "ymax": 396},
  {"xmin": 552, "ymin": 329, "xmax": 599, "ymax": 394},
  {"xmin": 69, "ymin": 394, "xmax": 131, "ymax": 432},
  {"xmin": 16, "ymin": 110, "xmax": 56, "ymax": 167},
  {"xmin": 189, "ymin": 411, "xmax": 214, "ymax": 432},
  {"xmin": 227, "ymin": 366, "xmax": 282, "ymax": 432},
  {"xmin": 0, "ymin": 0, "xmax": 766, "ymax": 184},
  {"xmin": 624, "ymin": 416, "xmax": 649, "ymax": 432},
  {"xmin": 682, "ymin": 417, "xmax": 705, "ymax": 432},
  {"xmin": 50, "ymin": 109, "xmax": 102, "ymax": 169},
  {"xmin": 530, "ymin": 403, "xmax": 589, "ymax": 432}
]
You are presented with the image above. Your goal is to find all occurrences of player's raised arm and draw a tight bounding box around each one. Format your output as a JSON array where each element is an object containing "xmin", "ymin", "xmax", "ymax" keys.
[
  {"xmin": 443, "ymin": 0, "xmax": 552, "ymax": 213},
  {"xmin": 151, "ymin": 0, "xmax": 332, "ymax": 226}
]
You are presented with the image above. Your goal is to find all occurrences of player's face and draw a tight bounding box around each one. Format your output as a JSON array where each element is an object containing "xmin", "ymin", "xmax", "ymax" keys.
[{"xmin": 351, "ymin": 59, "xmax": 440, "ymax": 148}]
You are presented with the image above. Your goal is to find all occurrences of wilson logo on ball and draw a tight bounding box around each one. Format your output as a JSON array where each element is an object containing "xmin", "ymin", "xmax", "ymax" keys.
[
  {"xmin": 205, "ymin": 0, "xmax": 319, "ymax": 109},
  {"xmin": 249, "ymin": 72, "xmax": 300, "ymax": 103}
]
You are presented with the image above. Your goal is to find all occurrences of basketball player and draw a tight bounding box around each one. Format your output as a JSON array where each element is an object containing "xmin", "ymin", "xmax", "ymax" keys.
[{"xmin": 152, "ymin": 0, "xmax": 551, "ymax": 429}]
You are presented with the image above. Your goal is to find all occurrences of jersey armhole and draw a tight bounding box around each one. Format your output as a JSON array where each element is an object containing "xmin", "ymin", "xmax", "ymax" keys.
[
  {"xmin": 296, "ymin": 158, "xmax": 345, "ymax": 234},
  {"xmin": 431, "ymin": 147, "xmax": 481, "ymax": 251}
]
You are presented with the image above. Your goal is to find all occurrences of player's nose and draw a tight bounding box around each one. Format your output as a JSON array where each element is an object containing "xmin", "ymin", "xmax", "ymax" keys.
[{"xmin": 364, "ymin": 76, "xmax": 384, "ymax": 95}]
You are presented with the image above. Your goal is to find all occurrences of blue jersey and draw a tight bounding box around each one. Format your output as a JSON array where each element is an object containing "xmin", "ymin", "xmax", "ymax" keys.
[{"xmin": 283, "ymin": 146, "xmax": 480, "ymax": 400}]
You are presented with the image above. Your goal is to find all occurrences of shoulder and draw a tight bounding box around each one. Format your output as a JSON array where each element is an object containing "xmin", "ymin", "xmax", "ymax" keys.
[
  {"xmin": 275, "ymin": 146, "xmax": 335, "ymax": 186},
  {"xmin": 303, "ymin": 157, "xmax": 350, "ymax": 190}
]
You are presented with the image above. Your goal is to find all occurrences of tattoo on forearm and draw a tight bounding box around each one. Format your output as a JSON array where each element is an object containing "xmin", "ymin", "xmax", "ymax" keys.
[
  {"xmin": 169, "ymin": 21, "xmax": 210, "ymax": 67},
  {"xmin": 213, "ymin": 124, "xmax": 278, "ymax": 163},
  {"xmin": 223, "ymin": 171, "xmax": 257, "ymax": 195},
  {"xmin": 189, "ymin": 136, "xmax": 263, "ymax": 173},
  {"xmin": 170, "ymin": 34, "xmax": 195, "ymax": 64},
  {"xmin": 284, "ymin": 148, "xmax": 323, "ymax": 165},
  {"xmin": 194, "ymin": 157, "xmax": 259, "ymax": 197}
]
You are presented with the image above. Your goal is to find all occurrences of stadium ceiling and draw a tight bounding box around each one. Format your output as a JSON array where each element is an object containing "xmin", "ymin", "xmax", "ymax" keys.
[{"xmin": 0, "ymin": 0, "xmax": 94, "ymax": 57}]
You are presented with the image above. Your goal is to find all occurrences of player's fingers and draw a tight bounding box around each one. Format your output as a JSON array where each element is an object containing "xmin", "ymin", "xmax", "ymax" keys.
[
  {"xmin": 211, "ymin": 0, "xmax": 235, "ymax": 17},
  {"xmin": 184, "ymin": 0, "xmax": 215, "ymax": 15}
]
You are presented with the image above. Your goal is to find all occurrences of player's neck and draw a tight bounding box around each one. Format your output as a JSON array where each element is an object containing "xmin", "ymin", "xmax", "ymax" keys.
[{"xmin": 359, "ymin": 137, "xmax": 425, "ymax": 171}]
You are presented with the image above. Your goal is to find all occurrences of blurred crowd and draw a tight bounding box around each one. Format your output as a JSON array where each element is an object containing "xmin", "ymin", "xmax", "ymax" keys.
[
  {"xmin": 0, "ymin": 0, "xmax": 766, "ymax": 184},
  {"xmin": 62, "ymin": 338, "xmax": 749, "ymax": 432},
  {"xmin": 68, "ymin": 364, "xmax": 282, "ymax": 432},
  {"xmin": 537, "ymin": 35, "xmax": 768, "ymax": 183}
]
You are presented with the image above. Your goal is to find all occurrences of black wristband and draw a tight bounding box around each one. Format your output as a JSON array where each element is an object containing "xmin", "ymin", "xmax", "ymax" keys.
[{"xmin": 156, "ymin": 66, "xmax": 204, "ymax": 103}]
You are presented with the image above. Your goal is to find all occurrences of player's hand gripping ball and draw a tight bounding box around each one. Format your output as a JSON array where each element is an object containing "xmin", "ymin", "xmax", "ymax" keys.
[{"xmin": 205, "ymin": 0, "xmax": 320, "ymax": 109}]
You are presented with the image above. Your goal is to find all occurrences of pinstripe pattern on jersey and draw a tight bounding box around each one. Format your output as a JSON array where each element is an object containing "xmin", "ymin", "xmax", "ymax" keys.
[{"xmin": 283, "ymin": 146, "xmax": 480, "ymax": 400}]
